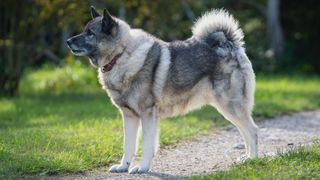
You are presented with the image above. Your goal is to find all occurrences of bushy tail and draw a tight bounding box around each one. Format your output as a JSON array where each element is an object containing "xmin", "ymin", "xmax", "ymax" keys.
[{"xmin": 192, "ymin": 9, "xmax": 244, "ymax": 48}]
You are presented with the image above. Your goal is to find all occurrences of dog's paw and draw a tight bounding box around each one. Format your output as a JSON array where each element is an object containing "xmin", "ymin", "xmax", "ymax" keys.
[
  {"xmin": 128, "ymin": 166, "xmax": 149, "ymax": 174},
  {"xmin": 239, "ymin": 153, "xmax": 257, "ymax": 163},
  {"xmin": 109, "ymin": 164, "xmax": 129, "ymax": 173},
  {"xmin": 240, "ymin": 154, "xmax": 248, "ymax": 163}
]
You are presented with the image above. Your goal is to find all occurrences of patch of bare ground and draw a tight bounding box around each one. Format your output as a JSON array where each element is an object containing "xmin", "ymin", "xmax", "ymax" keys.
[{"xmin": 41, "ymin": 110, "xmax": 320, "ymax": 180}]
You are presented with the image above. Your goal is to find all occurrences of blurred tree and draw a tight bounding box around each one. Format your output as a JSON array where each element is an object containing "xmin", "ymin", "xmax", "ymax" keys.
[
  {"xmin": 0, "ymin": 0, "xmax": 90, "ymax": 96},
  {"xmin": 0, "ymin": 0, "xmax": 39, "ymax": 96},
  {"xmin": 281, "ymin": 0, "xmax": 320, "ymax": 72},
  {"xmin": 0, "ymin": 0, "xmax": 319, "ymax": 96},
  {"xmin": 267, "ymin": 0, "xmax": 284, "ymax": 59}
]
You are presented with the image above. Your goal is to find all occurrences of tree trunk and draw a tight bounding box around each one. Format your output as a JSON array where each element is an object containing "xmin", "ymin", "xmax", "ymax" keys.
[
  {"xmin": 118, "ymin": 6, "xmax": 126, "ymax": 20},
  {"xmin": 60, "ymin": 30, "xmax": 70, "ymax": 54},
  {"xmin": 181, "ymin": 0, "xmax": 195, "ymax": 21},
  {"xmin": 0, "ymin": 1, "xmax": 30, "ymax": 96},
  {"xmin": 267, "ymin": 0, "xmax": 284, "ymax": 59}
]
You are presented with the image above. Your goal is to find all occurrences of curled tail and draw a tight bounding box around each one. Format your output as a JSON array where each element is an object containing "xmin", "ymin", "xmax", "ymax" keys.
[{"xmin": 192, "ymin": 9, "xmax": 244, "ymax": 48}]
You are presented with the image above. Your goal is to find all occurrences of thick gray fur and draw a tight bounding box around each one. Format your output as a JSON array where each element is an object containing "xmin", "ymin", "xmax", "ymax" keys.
[
  {"xmin": 66, "ymin": 7, "xmax": 258, "ymax": 174},
  {"xmin": 115, "ymin": 42, "xmax": 162, "ymax": 114},
  {"xmin": 166, "ymin": 36, "xmax": 232, "ymax": 91}
]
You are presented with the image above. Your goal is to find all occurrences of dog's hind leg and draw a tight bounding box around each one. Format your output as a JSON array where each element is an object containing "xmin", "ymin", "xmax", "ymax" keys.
[
  {"xmin": 212, "ymin": 69, "xmax": 258, "ymax": 158},
  {"xmin": 109, "ymin": 108, "xmax": 140, "ymax": 173},
  {"xmin": 214, "ymin": 100, "xmax": 258, "ymax": 158}
]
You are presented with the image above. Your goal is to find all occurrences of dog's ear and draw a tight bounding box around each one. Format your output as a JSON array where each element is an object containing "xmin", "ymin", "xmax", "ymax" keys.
[
  {"xmin": 90, "ymin": 6, "xmax": 100, "ymax": 19},
  {"xmin": 102, "ymin": 8, "xmax": 117, "ymax": 35}
]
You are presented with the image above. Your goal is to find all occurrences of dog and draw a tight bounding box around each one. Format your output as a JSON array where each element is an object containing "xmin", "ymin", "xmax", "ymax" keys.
[{"xmin": 67, "ymin": 6, "xmax": 258, "ymax": 174}]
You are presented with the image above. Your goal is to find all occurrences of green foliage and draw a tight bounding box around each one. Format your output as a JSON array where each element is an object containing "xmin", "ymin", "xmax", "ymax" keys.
[
  {"xmin": 281, "ymin": 1, "xmax": 320, "ymax": 73},
  {"xmin": 196, "ymin": 142, "xmax": 320, "ymax": 179},
  {"xmin": 254, "ymin": 74, "xmax": 320, "ymax": 118},
  {"xmin": 20, "ymin": 59, "xmax": 98, "ymax": 95},
  {"xmin": 2, "ymin": 0, "xmax": 319, "ymax": 95},
  {"xmin": 0, "ymin": 0, "xmax": 88, "ymax": 95},
  {"xmin": 0, "ymin": 64, "xmax": 320, "ymax": 176}
]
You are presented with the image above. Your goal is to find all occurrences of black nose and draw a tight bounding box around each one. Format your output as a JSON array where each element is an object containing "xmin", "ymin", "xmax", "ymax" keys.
[{"xmin": 66, "ymin": 39, "xmax": 72, "ymax": 47}]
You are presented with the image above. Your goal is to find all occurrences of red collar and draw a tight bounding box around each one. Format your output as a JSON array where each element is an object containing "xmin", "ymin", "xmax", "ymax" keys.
[{"xmin": 101, "ymin": 50, "xmax": 125, "ymax": 73}]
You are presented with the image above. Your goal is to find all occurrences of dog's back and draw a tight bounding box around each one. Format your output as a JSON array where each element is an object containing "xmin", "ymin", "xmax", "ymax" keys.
[
  {"xmin": 158, "ymin": 9, "xmax": 254, "ymax": 115},
  {"xmin": 164, "ymin": 9, "xmax": 246, "ymax": 89}
]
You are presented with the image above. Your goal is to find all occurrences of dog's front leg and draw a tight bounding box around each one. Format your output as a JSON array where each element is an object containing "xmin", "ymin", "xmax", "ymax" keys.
[
  {"xmin": 109, "ymin": 108, "xmax": 140, "ymax": 173},
  {"xmin": 129, "ymin": 106, "xmax": 159, "ymax": 174}
]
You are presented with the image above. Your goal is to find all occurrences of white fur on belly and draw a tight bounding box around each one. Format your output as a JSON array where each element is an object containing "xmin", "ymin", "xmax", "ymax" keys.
[{"xmin": 159, "ymin": 77, "xmax": 216, "ymax": 119}]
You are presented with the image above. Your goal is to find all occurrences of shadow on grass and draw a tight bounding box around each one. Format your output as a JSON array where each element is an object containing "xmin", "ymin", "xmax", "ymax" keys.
[
  {"xmin": 0, "ymin": 92, "xmax": 124, "ymax": 175},
  {"xmin": 0, "ymin": 129, "xmax": 123, "ymax": 176}
]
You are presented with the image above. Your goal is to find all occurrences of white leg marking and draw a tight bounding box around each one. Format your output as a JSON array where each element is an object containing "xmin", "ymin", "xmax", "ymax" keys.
[
  {"xmin": 109, "ymin": 110, "xmax": 140, "ymax": 173},
  {"xmin": 214, "ymin": 102, "xmax": 258, "ymax": 159},
  {"xmin": 129, "ymin": 107, "xmax": 159, "ymax": 174}
]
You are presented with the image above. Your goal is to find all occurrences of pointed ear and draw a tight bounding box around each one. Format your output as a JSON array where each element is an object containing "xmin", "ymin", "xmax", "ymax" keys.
[
  {"xmin": 102, "ymin": 8, "xmax": 117, "ymax": 35},
  {"xmin": 90, "ymin": 6, "xmax": 100, "ymax": 19},
  {"xmin": 103, "ymin": 8, "xmax": 112, "ymax": 20}
]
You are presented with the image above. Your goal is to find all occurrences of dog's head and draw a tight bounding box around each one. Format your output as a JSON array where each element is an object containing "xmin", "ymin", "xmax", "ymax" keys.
[{"xmin": 67, "ymin": 6, "xmax": 129, "ymax": 67}]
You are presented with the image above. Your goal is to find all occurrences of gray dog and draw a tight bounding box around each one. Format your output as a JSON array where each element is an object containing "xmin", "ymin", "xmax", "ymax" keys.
[{"xmin": 67, "ymin": 6, "xmax": 258, "ymax": 174}]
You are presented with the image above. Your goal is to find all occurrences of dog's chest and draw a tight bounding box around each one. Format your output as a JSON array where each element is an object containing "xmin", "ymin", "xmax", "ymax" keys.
[
  {"xmin": 99, "ymin": 70, "xmax": 154, "ymax": 114},
  {"xmin": 101, "ymin": 70, "xmax": 127, "ymax": 90}
]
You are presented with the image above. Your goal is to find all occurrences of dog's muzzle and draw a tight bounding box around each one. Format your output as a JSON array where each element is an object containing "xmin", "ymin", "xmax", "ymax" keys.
[{"xmin": 66, "ymin": 39, "xmax": 88, "ymax": 56}]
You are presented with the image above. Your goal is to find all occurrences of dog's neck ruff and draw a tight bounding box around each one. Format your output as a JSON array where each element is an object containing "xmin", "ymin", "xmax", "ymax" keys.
[{"xmin": 101, "ymin": 49, "xmax": 125, "ymax": 73}]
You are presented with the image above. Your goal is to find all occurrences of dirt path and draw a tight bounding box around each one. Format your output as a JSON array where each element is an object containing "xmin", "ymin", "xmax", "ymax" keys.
[{"xmin": 53, "ymin": 110, "xmax": 320, "ymax": 180}]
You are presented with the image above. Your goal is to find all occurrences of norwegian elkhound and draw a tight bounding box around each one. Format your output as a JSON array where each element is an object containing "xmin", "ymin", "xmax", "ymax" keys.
[{"xmin": 67, "ymin": 6, "xmax": 258, "ymax": 174}]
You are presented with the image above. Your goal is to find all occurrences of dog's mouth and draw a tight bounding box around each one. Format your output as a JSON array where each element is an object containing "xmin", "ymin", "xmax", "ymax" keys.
[
  {"xmin": 70, "ymin": 49, "xmax": 89, "ymax": 56},
  {"xmin": 67, "ymin": 41, "xmax": 89, "ymax": 56},
  {"xmin": 71, "ymin": 49, "xmax": 84, "ymax": 53}
]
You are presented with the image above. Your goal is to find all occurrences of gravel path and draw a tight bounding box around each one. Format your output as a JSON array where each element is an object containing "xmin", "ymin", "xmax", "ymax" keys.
[{"xmin": 51, "ymin": 110, "xmax": 320, "ymax": 180}]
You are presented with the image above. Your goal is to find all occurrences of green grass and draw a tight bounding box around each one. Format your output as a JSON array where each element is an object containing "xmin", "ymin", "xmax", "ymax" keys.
[
  {"xmin": 254, "ymin": 74, "xmax": 320, "ymax": 118},
  {"xmin": 195, "ymin": 142, "xmax": 320, "ymax": 179},
  {"xmin": 0, "ymin": 62, "xmax": 320, "ymax": 176}
]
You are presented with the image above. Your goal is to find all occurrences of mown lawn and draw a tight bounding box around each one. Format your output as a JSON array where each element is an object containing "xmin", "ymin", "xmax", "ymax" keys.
[
  {"xmin": 195, "ymin": 143, "xmax": 320, "ymax": 179},
  {"xmin": 0, "ymin": 62, "xmax": 320, "ymax": 176}
]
